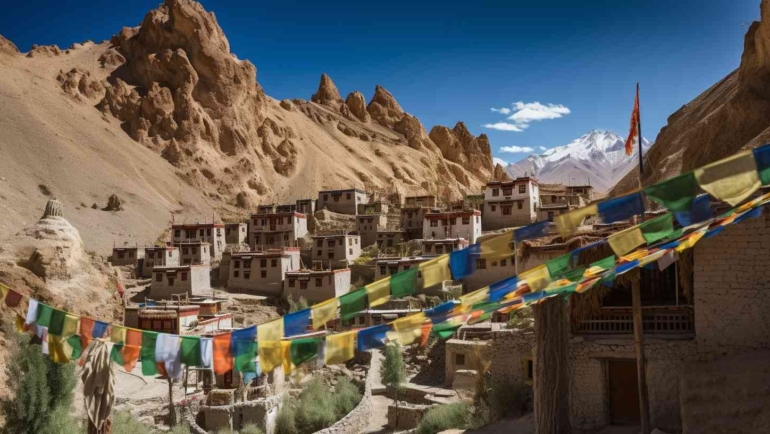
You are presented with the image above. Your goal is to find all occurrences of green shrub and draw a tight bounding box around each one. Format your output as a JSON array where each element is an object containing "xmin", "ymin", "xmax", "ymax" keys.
[
  {"xmin": 274, "ymin": 402, "xmax": 298, "ymax": 434},
  {"xmin": 416, "ymin": 403, "xmax": 472, "ymax": 434},
  {"xmin": 382, "ymin": 343, "xmax": 405, "ymax": 390},
  {"xmin": 112, "ymin": 411, "xmax": 157, "ymax": 434},
  {"xmin": 239, "ymin": 423, "xmax": 264, "ymax": 434},
  {"xmin": 287, "ymin": 294, "xmax": 309, "ymax": 313},
  {"xmin": 294, "ymin": 377, "xmax": 336, "ymax": 433},
  {"xmin": 39, "ymin": 406, "xmax": 82, "ymax": 434},
  {"xmin": 332, "ymin": 376, "xmax": 362, "ymax": 419}
]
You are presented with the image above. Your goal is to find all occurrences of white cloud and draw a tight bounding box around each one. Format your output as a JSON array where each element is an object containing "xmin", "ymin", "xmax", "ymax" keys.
[
  {"xmin": 491, "ymin": 107, "xmax": 512, "ymax": 115},
  {"xmin": 500, "ymin": 145, "xmax": 535, "ymax": 154},
  {"xmin": 493, "ymin": 157, "xmax": 508, "ymax": 167},
  {"xmin": 483, "ymin": 122, "xmax": 526, "ymax": 132},
  {"xmin": 539, "ymin": 146, "xmax": 547, "ymax": 151}
]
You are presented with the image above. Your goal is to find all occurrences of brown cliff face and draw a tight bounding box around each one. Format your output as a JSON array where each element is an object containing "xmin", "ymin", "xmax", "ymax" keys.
[
  {"xmin": 311, "ymin": 73, "xmax": 344, "ymax": 110},
  {"xmin": 367, "ymin": 85, "xmax": 405, "ymax": 128},
  {"xmin": 612, "ymin": 0, "xmax": 770, "ymax": 196},
  {"xmin": 429, "ymin": 122, "xmax": 496, "ymax": 175},
  {"xmin": 0, "ymin": 35, "xmax": 19, "ymax": 56},
  {"xmin": 345, "ymin": 91, "xmax": 370, "ymax": 123}
]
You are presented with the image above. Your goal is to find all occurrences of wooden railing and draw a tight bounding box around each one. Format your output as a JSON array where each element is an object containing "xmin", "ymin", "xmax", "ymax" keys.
[{"xmin": 573, "ymin": 306, "xmax": 694, "ymax": 337}]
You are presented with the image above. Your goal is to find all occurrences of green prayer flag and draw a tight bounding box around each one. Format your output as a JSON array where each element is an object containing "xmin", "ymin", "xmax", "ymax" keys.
[
  {"xmin": 644, "ymin": 172, "xmax": 699, "ymax": 212},
  {"xmin": 468, "ymin": 312, "xmax": 492, "ymax": 325},
  {"xmin": 48, "ymin": 309, "xmax": 67, "ymax": 336},
  {"xmin": 432, "ymin": 322, "xmax": 461, "ymax": 340},
  {"xmin": 390, "ymin": 267, "xmax": 419, "ymax": 298},
  {"xmin": 290, "ymin": 337, "xmax": 320, "ymax": 366},
  {"xmin": 545, "ymin": 253, "xmax": 572, "ymax": 279},
  {"xmin": 563, "ymin": 267, "xmax": 587, "ymax": 282},
  {"xmin": 36, "ymin": 304, "xmax": 53, "ymax": 327},
  {"xmin": 600, "ymin": 273, "xmax": 616, "ymax": 287},
  {"xmin": 111, "ymin": 343, "xmax": 124, "ymax": 366},
  {"xmin": 234, "ymin": 343, "xmax": 258, "ymax": 373},
  {"xmin": 546, "ymin": 283, "xmax": 577, "ymax": 297},
  {"xmin": 141, "ymin": 331, "xmax": 158, "ymax": 376},
  {"xmin": 339, "ymin": 288, "xmax": 367, "ymax": 321},
  {"xmin": 640, "ymin": 214, "xmax": 675, "ymax": 244},
  {"xmin": 181, "ymin": 336, "xmax": 203, "ymax": 367},
  {"xmin": 590, "ymin": 255, "xmax": 616, "ymax": 271},
  {"xmin": 66, "ymin": 335, "xmax": 82, "ymax": 360}
]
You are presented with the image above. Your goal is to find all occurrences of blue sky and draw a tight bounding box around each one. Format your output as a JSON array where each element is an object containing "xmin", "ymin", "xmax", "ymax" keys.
[{"xmin": 0, "ymin": 0, "xmax": 760, "ymax": 166}]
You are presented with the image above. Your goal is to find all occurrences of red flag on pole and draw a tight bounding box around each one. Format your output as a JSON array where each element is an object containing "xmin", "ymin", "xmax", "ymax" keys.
[{"xmin": 625, "ymin": 87, "xmax": 640, "ymax": 156}]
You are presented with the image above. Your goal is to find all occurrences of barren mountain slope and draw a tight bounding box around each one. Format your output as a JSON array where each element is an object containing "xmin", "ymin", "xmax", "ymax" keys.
[
  {"xmin": 612, "ymin": 0, "xmax": 770, "ymax": 195},
  {"xmin": 0, "ymin": 0, "xmax": 506, "ymax": 254}
]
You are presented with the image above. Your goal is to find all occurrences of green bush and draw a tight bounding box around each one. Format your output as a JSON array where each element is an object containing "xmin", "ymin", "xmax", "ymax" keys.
[
  {"xmin": 274, "ymin": 402, "xmax": 298, "ymax": 434},
  {"xmin": 112, "ymin": 411, "xmax": 156, "ymax": 434},
  {"xmin": 239, "ymin": 423, "xmax": 264, "ymax": 434},
  {"xmin": 294, "ymin": 377, "xmax": 336, "ymax": 433},
  {"xmin": 382, "ymin": 343, "xmax": 405, "ymax": 390},
  {"xmin": 39, "ymin": 406, "xmax": 82, "ymax": 434},
  {"xmin": 287, "ymin": 294, "xmax": 309, "ymax": 313},
  {"xmin": 416, "ymin": 403, "xmax": 472, "ymax": 434},
  {"xmin": 331, "ymin": 376, "xmax": 362, "ymax": 419},
  {"xmin": 0, "ymin": 325, "xmax": 78, "ymax": 434}
]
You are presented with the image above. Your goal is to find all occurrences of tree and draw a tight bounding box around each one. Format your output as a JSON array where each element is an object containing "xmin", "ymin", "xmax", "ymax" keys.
[
  {"xmin": 287, "ymin": 294, "xmax": 309, "ymax": 313},
  {"xmin": 382, "ymin": 343, "xmax": 406, "ymax": 427},
  {"xmin": 0, "ymin": 325, "xmax": 77, "ymax": 434},
  {"xmin": 533, "ymin": 297, "xmax": 571, "ymax": 434}
]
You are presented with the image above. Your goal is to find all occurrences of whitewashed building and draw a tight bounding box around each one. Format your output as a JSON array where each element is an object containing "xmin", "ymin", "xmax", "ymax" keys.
[
  {"xmin": 423, "ymin": 210, "xmax": 482, "ymax": 243},
  {"xmin": 482, "ymin": 178, "xmax": 540, "ymax": 230}
]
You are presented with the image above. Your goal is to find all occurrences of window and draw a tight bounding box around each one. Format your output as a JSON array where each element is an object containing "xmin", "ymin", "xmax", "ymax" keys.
[
  {"xmin": 260, "ymin": 259, "xmax": 267, "ymax": 268},
  {"xmin": 328, "ymin": 240, "xmax": 336, "ymax": 247},
  {"xmin": 462, "ymin": 217, "xmax": 470, "ymax": 225},
  {"xmin": 424, "ymin": 245, "xmax": 432, "ymax": 253},
  {"xmin": 387, "ymin": 240, "xmax": 393, "ymax": 247},
  {"xmin": 217, "ymin": 228, "xmax": 222, "ymax": 236},
  {"xmin": 403, "ymin": 265, "xmax": 410, "ymax": 270},
  {"xmin": 526, "ymin": 359, "xmax": 534, "ymax": 382},
  {"xmin": 147, "ymin": 252, "xmax": 154, "ymax": 259},
  {"xmin": 502, "ymin": 206, "xmax": 512, "ymax": 215},
  {"xmin": 261, "ymin": 270, "xmax": 267, "ymax": 278},
  {"xmin": 289, "ymin": 279, "xmax": 295, "ymax": 287},
  {"xmin": 430, "ymin": 220, "xmax": 438, "ymax": 227},
  {"xmin": 244, "ymin": 272, "xmax": 250, "ymax": 279},
  {"xmin": 492, "ymin": 188, "xmax": 499, "ymax": 197},
  {"xmin": 234, "ymin": 261, "xmax": 240, "ymax": 269},
  {"xmin": 323, "ymin": 194, "xmax": 329, "ymax": 201},
  {"xmin": 153, "ymin": 320, "xmax": 162, "ymax": 330},
  {"xmin": 234, "ymin": 271, "xmax": 239, "ymax": 278},
  {"xmin": 517, "ymin": 201, "xmax": 523, "ymax": 210},
  {"xmin": 501, "ymin": 259, "xmax": 507, "ymax": 266},
  {"xmin": 491, "ymin": 205, "xmax": 497, "ymax": 212},
  {"xmin": 129, "ymin": 251, "xmax": 134, "ymax": 258},
  {"xmin": 284, "ymin": 234, "xmax": 289, "ymax": 241},
  {"xmin": 347, "ymin": 193, "xmax": 351, "ymax": 200},
  {"xmin": 380, "ymin": 265, "xmax": 386, "ymax": 275},
  {"xmin": 328, "ymin": 252, "xmax": 335, "ymax": 259},
  {"xmin": 315, "ymin": 278, "xmax": 322, "ymax": 286},
  {"xmin": 435, "ymin": 245, "xmax": 443, "ymax": 254},
  {"xmin": 199, "ymin": 229, "xmax": 205, "ymax": 237},
  {"xmin": 155, "ymin": 273, "xmax": 162, "ymax": 282},
  {"xmin": 349, "ymin": 238, "xmax": 353, "ymax": 246},
  {"xmin": 519, "ymin": 184, "xmax": 526, "ymax": 193},
  {"xmin": 477, "ymin": 258, "xmax": 487, "ymax": 269},
  {"xmin": 333, "ymin": 195, "xmax": 339, "ymax": 202},
  {"xmin": 186, "ymin": 230, "xmax": 195, "ymax": 238},
  {"xmin": 244, "ymin": 260, "xmax": 251, "ymax": 269},
  {"xmin": 118, "ymin": 252, "xmax": 125, "ymax": 259},
  {"xmin": 271, "ymin": 259, "xmax": 278, "ymax": 267},
  {"xmin": 455, "ymin": 354, "xmax": 465, "ymax": 365},
  {"xmin": 174, "ymin": 230, "xmax": 181, "ymax": 238},
  {"xmin": 300, "ymin": 280, "xmax": 308, "ymax": 290},
  {"xmin": 491, "ymin": 261, "xmax": 498, "ymax": 267},
  {"xmin": 547, "ymin": 211, "xmax": 554, "ymax": 221},
  {"xmin": 207, "ymin": 228, "xmax": 212, "ymax": 236},
  {"xmin": 183, "ymin": 248, "xmax": 189, "ymax": 255},
  {"xmin": 317, "ymin": 250, "xmax": 322, "ymax": 256},
  {"xmin": 317, "ymin": 239, "xmax": 323, "ymax": 248},
  {"xmin": 349, "ymin": 248, "xmax": 354, "ymax": 255},
  {"xmin": 503, "ymin": 188, "xmax": 512, "ymax": 196}
]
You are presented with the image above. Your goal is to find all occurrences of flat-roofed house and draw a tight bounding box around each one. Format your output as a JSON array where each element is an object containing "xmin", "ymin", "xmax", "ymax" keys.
[
  {"xmin": 149, "ymin": 265, "xmax": 211, "ymax": 299},
  {"xmin": 422, "ymin": 238, "xmax": 470, "ymax": 256},
  {"xmin": 226, "ymin": 248, "xmax": 301, "ymax": 295},
  {"xmin": 142, "ymin": 246, "xmax": 180, "ymax": 278},
  {"xmin": 482, "ymin": 178, "xmax": 539, "ymax": 230},
  {"xmin": 356, "ymin": 214, "xmax": 387, "ymax": 248},
  {"xmin": 317, "ymin": 188, "xmax": 368, "ymax": 215},
  {"xmin": 174, "ymin": 242, "xmax": 211, "ymax": 266},
  {"xmin": 423, "ymin": 210, "xmax": 482, "ymax": 243},
  {"xmin": 112, "ymin": 247, "xmax": 142, "ymax": 266},
  {"xmin": 276, "ymin": 203, "xmax": 297, "ymax": 213},
  {"xmin": 296, "ymin": 199, "xmax": 317, "ymax": 215},
  {"xmin": 311, "ymin": 233, "xmax": 362, "ymax": 269},
  {"xmin": 376, "ymin": 230, "xmax": 406, "ymax": 250},
  {"xmin": 171, "ymin": 223, "xmax": 225, "ymax": 260},
  {"xmin": 284, "ymin": 268, "xmax": 352, "ymax": 304},
  {"xmin": 249, "ymin": 212, "xmax": 308, "ymax": 249},
  {"xmin": 256, "ymin": 204, "xmax": 276, "ymax": 214},
  {"xmin": 357, "ymin": 202, "xmax": 389, "ymax": 215},
  {"xmin": 137, "ymin": 305, "xmax": 200, "ymax": 334},
  {"xmin": 401, "ymin": 206, "xmax": 441, "ymax": 240},
  {"xmin": 405, "ymin": 195, "xmax": 437, "ymax": 208},
  {"xmin": 225, "ymin": 223, "xmax": 248, "ymax": 245}
]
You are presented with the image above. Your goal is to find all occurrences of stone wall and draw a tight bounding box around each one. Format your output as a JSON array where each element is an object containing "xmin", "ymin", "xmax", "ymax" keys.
[
  {"xmin": 488, "ymin": 328, "xmax": 535, "ymax": 386},
  {"xmin": 444, "ymin": 339, "xmax": 490, "ymax": 385},
  {"xmin": 197, "ymin": 396, "xmax": 282, "ymax": 434},
  {"xmin": 387, "ymin": 402, "xmax": 435, "ymax": 429},
  {"xmin": 314, "ymin": 349, "xmax": 381, "ymax": 434}
]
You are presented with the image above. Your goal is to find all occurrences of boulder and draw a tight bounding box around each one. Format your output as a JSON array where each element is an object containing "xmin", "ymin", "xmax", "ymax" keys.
[{"xmin": 345, "ymin": 91, "xmax": 370, "ymax": 122}]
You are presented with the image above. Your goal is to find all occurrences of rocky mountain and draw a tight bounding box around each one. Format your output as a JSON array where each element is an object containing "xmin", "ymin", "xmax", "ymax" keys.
[
  {"xmin": 612, "ymin": 0, "xmax": 770, "ymax": 196},
  {"xmin": 505, "ymin": 130, "xmax": 651, "ymax": 193},
  {"xmin": 0, "ymin": 0, "xmax": 507, "ymax": 254}
]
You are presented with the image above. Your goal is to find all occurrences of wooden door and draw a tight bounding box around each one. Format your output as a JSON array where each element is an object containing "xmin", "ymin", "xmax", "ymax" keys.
[{"xmin": 608, "ymin": 360, "xmax": 641, "ymax": 425}]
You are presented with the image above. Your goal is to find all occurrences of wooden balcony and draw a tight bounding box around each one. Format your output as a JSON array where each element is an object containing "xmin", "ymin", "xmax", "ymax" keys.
[{"xmin": 573, "ymin": 306, "xmax": 694, "ymax": 338}]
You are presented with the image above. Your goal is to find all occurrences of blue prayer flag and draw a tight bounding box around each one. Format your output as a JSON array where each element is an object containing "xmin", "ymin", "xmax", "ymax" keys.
[
  {"xmin": 425, "ymin": 302, "xmax": 456, "ymax": 319},
  {"xmin": 514, "ymin": 221, "xmax": 550, "ymax": 243},
  {"xmin": 92, "ymin": 321, "xmax": 109, "ymax": 339},
  {"xmin": 753, "ymin": 144, "xmax": 770, "ymax": 185},
  {"xmin": 674, "ymin": 194, "xmax": 712, "ymax": 227},
  {"xmin": 704, "ymin": 226, "xmax": 724, "ymax": 239},
  {"xmin": 231, "ymin": 326, "xmax": 256, "ymax": 353},
  {"xmin": 489, "ymin": 276, "xmax": 518, "ymax": 302},
  {"xmin": 357, "ymin": 325, "xmax": 388, "ymax": 351},
  {"xmin": 284, "ymin": 309, "xmax": 311, "ymax": 337},
  {"xmin": 734, "ymin": 207, "xmax": 763, "ymax": 224},
  {"xmin": 522, "ymin": 291, "xmax": 547, "ymax": 304},
  {"xmin": 571, "ymin": 240, "xmax": 606, "ymax": 260},
  {"xmin": 449, "ymin": 244, "xmax": 479, "ymax": 280},
  {"xmin": 598, "ymin": 192, "xmax": 644, "ymax": 224},
  {"xmin": 615, "ymin": 260, "xmax": 638, "ymax": 275}
]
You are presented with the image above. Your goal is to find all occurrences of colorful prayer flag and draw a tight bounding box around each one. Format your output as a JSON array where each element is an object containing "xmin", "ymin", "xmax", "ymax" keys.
[
  {"xmin": 141, "ymin": 331, "xmax": 159, "ymax": 376},
  {"xmin": 281, "ymin": 341, "xmax": 294, "ymax": 374},
  {"xmin": 625, "ymin": 86, "xmax": 640, "ymax": 155},
  {"xmin": 181, "ymin": 336, "xmax": 203, "ymax": 367},
  {"xmin": 111, "ymin": 325, "xmax": 127, "ymax": 344},
  {"xmin": 365, "ymin": 278, "xmax": 391, "ymax": 308},
  {"xmin": 489, "ymin": 276, "xmax": 518, "ymax": 302},
  {"xmin": 608, "ymin": 226, "xmax": 646, "ymax": 256},
  {"xmin": 325, "ymin": 331, "xmax": 357, "ymax": 365},
  {"xmin": 284, "ymin": 309, "xmax": 311, "ymax": 337},
  {"xmin": 545, "ymin": 253, "xmax": 572, "ymax": 279},
  {"xmin": 519, "ymin": 264, "xmax": 551, "ymax": 292},
  {"xmin": 201, "ymin": 338, "xmax": 213, "ymax": 369},
  {"xmin": 258, "ymin": 340, "xmax": 282, "ymax": 374},
  {"xmin": 390, "ymin": 267, "xmax": 419, "ymax": 298},
  {"xmin": 339, "ymin": 288, "xmax": 367, "ymax": 321},
  {"xmin": 598, "ymin": 192, "xmax": 644, "ymax": 224},
  {"xmin": 36, "ymin": 303, "xmax": 53, "ymax": 327},
  {"xmin": 514, "ymin": 221, "xmax": 550, "ymax": 243},
  {"xmin": 449, "ymin": 244, "xmax": 480, "ymax": 279},
  {"xmin": 419, "ymin": 256, "xmax": 451, "ymax": 289},
  {"xmin": 644, "ymin": 172, "xmax": 700, "ymax": 212},
  {"xmin": 460, "ymin": 287, "xmax": 489, "ymax": 307},
  {"xmin": 290, "ymin": 337, "xmax": 321, "ymax": 366},
  {"xmin": 213, "ymin": 332, "xmax": 234, "ymax": 375},
  {"xmin": 753, "ymin": 144, "xmax": 770, "ymax": 185},
  {"xmin": 231, "ymin": 326, "xmax": 257, "ymax": 373},
  {"xmin": 4, "ymin": 288, "xmax": 22, "ymax": 308},
  {"xmin": 554, "ymin": 204, "xmax": 598, "ymax": 236},
  {"xmin": 640, "ymin": 213, "xmax": 675, "ymax": 244},
  {"xmin": 694, "ymin": 150, "xmax": 761, "ymax": 206},
  {"xmin": 25, "ymin": 299, "xmax": 39, "ymax": 325},
  {"xmin": 392, "ymin": 313, "xmax": 426, "ymax": 346},
  {"xmin": 432, "ymin": 322, "xmax": 461, "ymax": 340},
  {"xmin": 311, "ymin": 298, "xmax": 339, "ymax": 330},
  {"xmin": 357, "ymin": 325, "xmax": 388, "ymax": 351},
  {"xmin": 258, "ymin": 319, "xmax": 284, "ymax": 342},
  {"xmin": 673, "ymin": 194, "xmax": 712, "ymax": 227},
  {"xmin": 480, "ymin": 231, "xmax": 514, "ymax": 260},
  {"xmin": 48, "ymin": 309, "xmax": 67, "ymax": 336}
]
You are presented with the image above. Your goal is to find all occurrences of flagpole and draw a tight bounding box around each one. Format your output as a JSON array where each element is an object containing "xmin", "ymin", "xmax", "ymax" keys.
[{"xmin": 633, "ymin": 81, "xmax": 651, "ymax": 434}]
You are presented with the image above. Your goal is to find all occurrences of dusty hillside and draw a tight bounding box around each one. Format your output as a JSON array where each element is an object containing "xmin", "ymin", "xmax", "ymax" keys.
[
  {"xmin": 0, "ymin": 0, "xmax": 506, "ymax": 255},
  {"xmin": 613, "ymin": 0, "xmax": 770, "ymax": 195}
]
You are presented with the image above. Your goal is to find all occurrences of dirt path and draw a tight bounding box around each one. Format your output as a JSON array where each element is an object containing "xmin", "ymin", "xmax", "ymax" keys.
[{"xmin": 363, "ymin": 394, "xmax": 394, "ymax": 434}]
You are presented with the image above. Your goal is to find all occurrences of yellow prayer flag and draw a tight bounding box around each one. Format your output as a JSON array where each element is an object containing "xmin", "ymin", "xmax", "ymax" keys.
[
  {"xmin": 325, "ymin": 331, "xmax": 357, "ymax": 365},
  {"xmin": 393, "ymin": 313, "xmax": 427, "ymax": 346},
  {"xmin": 366, "ymin": 278, "xmax": 391, "ymax": 308},
  {"xmin": 62, "ymin": 314, "xmax": 80, "ymax": 337},
  {"xmin": 620, "ymin": 249, "xmax": 649, "ymax": 263},
  {"xmin": 111, "ymin": 325, "xmax": 127, "ymax": 344},
  {"xmin": 608, "ymin": 226, "xmax": 646, "ymax": 257},
  {"xmin": 48, "ymin": 334, "xmax": 76, "ymax": 363},
  {"xmin": 694, "ymin": 151, "xmax": 760, "ymax": 206},
  {"xmin": 419, "ymin": 256, "xmax": 452, "ymax": 289},
  {"xmin": 520, "ymin": 264, "xmax": 551, "ymax": 292},
  {"xmin": 311, "ymin": 298, "xmax": 339, "ymax": 330},
  {"xmin": 258, "ymin": 318, "xmax": 284, "ymax": 342},
  {"xmin": 15, "ymin": 314, "xmax": 25, "ymax": 333},
  {"xmin": 459, "ymin": 287, "xmax": 489, "ymax": 307},
  {"xmin": 576, "ymin": 277, "xmax": 600, "ymax": 293},
  {"xmin": 0, "ymin": 283, "xmax": 8, "ymax": 302},
  {"xmin": 675, "ymin": 229, "xmax": 707, "ymax": 253},
  {"xmin": 258, "ymin": 340, "xmax": 283, "ymax": 374},
  {"xmin": 555, "ymin": 204, "xmax": 598, "ymax": 237},
  {"xmin": 480, "ymin": 231, "xmax": 514, "ymax": 260},
  {"xmin": 281, "ymin": 340, "xmax": 294, "ymax": 375},
  {"xmin": 638, "ymin": 250, "xmax": 668, "ymax": 268}
]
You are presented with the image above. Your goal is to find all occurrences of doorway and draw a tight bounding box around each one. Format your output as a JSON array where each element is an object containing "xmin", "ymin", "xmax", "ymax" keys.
[{"xmin": 607, "ymin": 360, "xmax": 641, "ymax": 425}]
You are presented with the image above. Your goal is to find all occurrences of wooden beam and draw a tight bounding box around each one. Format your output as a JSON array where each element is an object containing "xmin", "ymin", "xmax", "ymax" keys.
[{"xmin": 632, "ymin": 273, "xmax": 651, "ymax": 432}]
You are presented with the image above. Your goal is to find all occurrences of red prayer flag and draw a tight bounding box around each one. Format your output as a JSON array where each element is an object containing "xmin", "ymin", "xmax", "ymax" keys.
[
  {"xmin": 625, "ymin": 87, "xmax": 640, "ymax": 156},
  {"xmin": 213, "ymin": 332, "xmax": 234, "ymax": 375}
]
